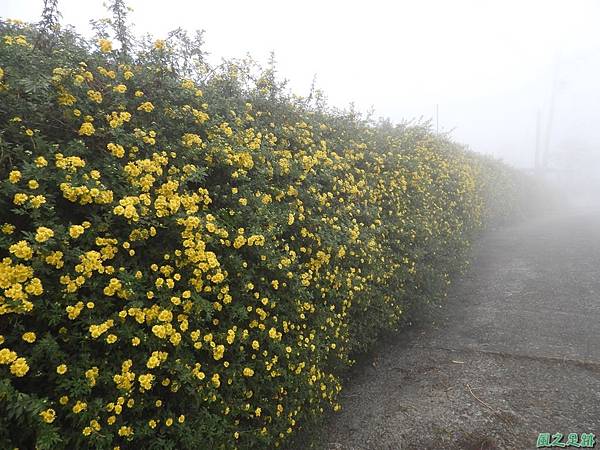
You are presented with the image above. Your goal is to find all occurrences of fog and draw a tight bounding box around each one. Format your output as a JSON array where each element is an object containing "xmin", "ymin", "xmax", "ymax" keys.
[{"xmin": 3, "ymin": 0, "xmax": 600, "ymax": 205}]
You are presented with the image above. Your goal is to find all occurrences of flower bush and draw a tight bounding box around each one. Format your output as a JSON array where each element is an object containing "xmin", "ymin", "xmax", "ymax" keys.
[{"xmin": 0, "ymin": 14, "xmax": 527, "ymax": 450}]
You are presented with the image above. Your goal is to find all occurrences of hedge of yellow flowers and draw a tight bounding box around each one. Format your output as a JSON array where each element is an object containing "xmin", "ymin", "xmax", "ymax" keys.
[{"xmin": 0, "ymin": 19, "xmax": 526, "ymax": 450}]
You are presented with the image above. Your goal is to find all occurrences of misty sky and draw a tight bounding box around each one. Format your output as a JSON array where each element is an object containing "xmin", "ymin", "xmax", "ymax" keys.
[{"xmin": 2, "ymin": 0, "xmax": 600, "ymax": 168}]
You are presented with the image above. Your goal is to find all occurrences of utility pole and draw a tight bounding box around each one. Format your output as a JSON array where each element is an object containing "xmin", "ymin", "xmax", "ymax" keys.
[
  {"xmin": 534, "ymin": 109, "xmax": 542, "ymax": 175},
  {"xmin": 542, "ymin": 61, "xmax": 560, "ymax": 172}
]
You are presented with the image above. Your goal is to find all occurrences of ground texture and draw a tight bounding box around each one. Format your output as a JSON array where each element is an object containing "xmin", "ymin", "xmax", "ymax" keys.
[{"xmin": 313, "ymin": 210, "xmax": 600, "ymax": 449}]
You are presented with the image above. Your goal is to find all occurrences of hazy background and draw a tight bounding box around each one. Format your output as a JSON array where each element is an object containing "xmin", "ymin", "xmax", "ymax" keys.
[{"xmin": 2, "ymin": 0, "xmax": 600, "ymax": 173}]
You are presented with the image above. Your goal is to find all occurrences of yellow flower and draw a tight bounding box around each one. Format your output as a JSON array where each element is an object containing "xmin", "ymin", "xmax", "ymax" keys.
[
  {"xmin": 22, "ymin": 332, "xmax": 36, "ymax": 343},
  {"xmin": 57, "ymin": 89, "xmax": 76, "ymax": 106},
  {"xmin": 137, "ymin": 101, "xmax": 154, "ymax": 113},
  {"xmin": 181, "ymin": 79, "xmax": 195, "ymax": 90},
  {"xmin": 9, "ymin": 241, "xmax": 33, "ymax": 260},
  {"xmin": 0, "ymin": 348, "xmax": 17, "ymax": 364},
  {"xmin": 107, "ymin": 143, "xmax": 125, "ymax": 158},
  {"xmin": 98, "ymin": 39, "xmax": 112, "ymax": 52},
  {"xmin": 8, "ymin": 170, "xmax": 21, "ymax": 183},
  {"xmin": 1, "ymin": 223, "xmax": 15, "ymax": 234},
  {"xmin": 243, "ymin": 367, "xmax": 254, "ymax": 377},
  {"xmin": 158, "ymin": 310, "xmax": 173, "ymax": 322},
  {"xmin": 213, "ymin": 344, "xmax": 225, "ymax": 360},
  {"xmin": 13, "ymin": 193, "xmax": 28, "ymax": 205},
  {"xmin": 10, "ymin": 357, "xmax": 29, "ymax": 377},
  {"xmin": 87, "ymin": 90, "xmax": 103, "ymax": 103},
  {"xmin": 35, "ymin": 226, "xmax": 54, "ymax": 242},
  {"xmin": 78, "ymin": 122, "xmax": 95, "ymax": 136},
  {"xmin": 118, "ymin": 425, "xmax": 133, "ymax": 437},
  {"xmin": 56, "ymin": 364, "xmax": 68, "ymax": 375},
  {"xmin": 14, "ymin": 35, "xmax": 28, "ymax": 46},
  {"xmin": 113, "ymin": 84, "xmax": 127, "ymax": 93},
  {"xmin": 212, "ymin": 272, "xmax": 224, "ymax": 283},
  {"xmin": 45, "ymin": 250, "xmax": 64, "ymax": 268},
  {"xmin": 72, "ymin": 400, "xmax": 87, "ymax": 413},
  {"xmin": 138, "ymin": 373, "xmax": 155, "ymax": 390},
  {"xmin": 25, "ymin": 128, "xmax": 34, "ymax": 136},
  {"xmin": 165, "ymin": 417, "xmax": 173, "ymax": 427},
  {"xmin": 85, "ymin": 367, "xmax": 99, "ymax": 386},
  {"xmin": 124, "ymin": 70, "xmax": 134, "ymax": 80},
  {"xmin": 170, "ymin": 333, "xmax": 181, "ymax": 346},
  {"xmin": 34, "ymin": 156, "xmax": 48, "ymax": 167},
  {"xmin": 39, "ymin": 408, "xmax": 56, "ymax": 423},
  {"xmin": 146, "ymin": 355, "xmax": 164, "ymax": 372},
  {"xmin": 69, "ymin": 225, "xmax": 85, "ymax": 238},
  {"xmin": 154, "ymin": 40, "xmax": 165, "ymax": 50},
  {"xmin": 30, "ymin": 195, "xmax": 46, "ymax": 208},
  {"xmin": 181, "ymin": 133, "xmax": 202, "ymax": 148}
]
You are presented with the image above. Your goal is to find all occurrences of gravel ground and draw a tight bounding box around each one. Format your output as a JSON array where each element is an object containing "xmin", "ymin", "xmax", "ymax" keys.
[{"xmin": 295, "ymin": 209, "xmax": 600, "ymax": 450}]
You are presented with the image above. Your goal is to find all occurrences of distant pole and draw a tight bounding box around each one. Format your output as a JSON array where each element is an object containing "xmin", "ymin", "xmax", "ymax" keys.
[
  {"xmin": 534, "ymin": 109, "xmax": 542, "ymax": 174},
  {"xmin": 542, "ymin": 61, "xmax": 560, "ymax": 171},
  {"xmin": 435, "ymin": 104, "xmax": 439, "ymax": 133}
]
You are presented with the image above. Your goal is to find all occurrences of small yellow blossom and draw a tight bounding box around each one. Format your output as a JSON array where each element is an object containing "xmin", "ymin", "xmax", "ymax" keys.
[
  {"xmin": 138, "ymin": 101, "xmax": 154, "ymax": 113},
  {"xmin": 87, "ymin": 90, "xmax": 103, "ymax": 103},
  {"xmin": 72, "ymin": 400, "xmax": 87, "ymax": 413},
  {"xmin": 10, "ymin": 357, "xmax": 29, "ymax": 377},
  {"xmin": 13, "ymin": 193, "xmax": 28, "ymax": 205},
  {"xmin": 34, "ymin": 156, "xmax": 48, "ymax": 167},
  {"xmin": 9, "ymin": 241, "xmax": 33, "ymax": 260},
  {"xmin": 69, "ymin": 225, "xmax": 85, "ymax": 238},
  {"xmin": 8, "ymin": 170, "xmax": 21, "ymax": 183},
  {"xmin": 78, "ymin": 122, "xmax": 95, "ymax": 136},
  {"xmin": 98, "ymin": 39, "xmax": 112, "ymax": 52},
  {"xmin": 39, "ymin": 408, "xmax": 56, "ymax": 423},
  {"xmin": 30, "ymin": 195, "xmax": 46, "ymax": 208},
  {"xmin": 35, "ymin": 226, "xmax": 54, "ymax": 243},
  {"xmin": 22, "ymin": 332, "xmax": 36, "ymax": 343}
]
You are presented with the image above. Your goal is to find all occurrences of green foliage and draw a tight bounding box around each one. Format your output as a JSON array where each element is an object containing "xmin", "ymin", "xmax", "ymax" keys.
[{"xmin": 0, "ymin": 16, "xmax": 527, "ymax": 450}]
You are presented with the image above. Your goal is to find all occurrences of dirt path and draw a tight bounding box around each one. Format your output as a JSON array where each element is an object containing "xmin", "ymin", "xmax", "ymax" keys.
[{"xmin": 317, "ymin": 210, "xmax": 600, "ymax": 449}]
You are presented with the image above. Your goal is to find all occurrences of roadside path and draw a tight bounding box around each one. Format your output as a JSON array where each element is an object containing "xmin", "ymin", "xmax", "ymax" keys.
[{"xmin": 321, "ymin": 211, "xmax": 600, "ymax": 449}]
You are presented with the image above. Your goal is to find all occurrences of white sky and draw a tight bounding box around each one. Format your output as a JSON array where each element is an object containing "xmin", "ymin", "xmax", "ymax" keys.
[{"xmin": 3, "ymin": 0, "xmax": 600, "ymax": 168}]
